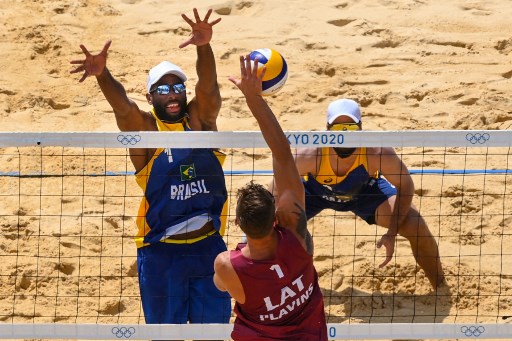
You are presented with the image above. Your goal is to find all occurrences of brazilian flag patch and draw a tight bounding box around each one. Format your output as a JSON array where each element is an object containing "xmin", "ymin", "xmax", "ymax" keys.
[{"xmin": 180, "ymin": 164, "xmax": 196, "ymax": 181}]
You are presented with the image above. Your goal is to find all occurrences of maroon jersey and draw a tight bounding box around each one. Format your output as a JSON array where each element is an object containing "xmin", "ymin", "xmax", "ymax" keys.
[{"xmin": 230, "ymin": 226, "xmax": 327, "ymax": 341}]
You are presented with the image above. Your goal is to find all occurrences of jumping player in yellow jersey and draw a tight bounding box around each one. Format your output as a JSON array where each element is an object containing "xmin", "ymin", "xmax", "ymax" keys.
[
  {"xmin": 272, "ymin": 98, "xmax": 445, "ymax": 290},
  {"xmin": 70, "ymin": 8, "xmax": 231, "ymax": 327}
]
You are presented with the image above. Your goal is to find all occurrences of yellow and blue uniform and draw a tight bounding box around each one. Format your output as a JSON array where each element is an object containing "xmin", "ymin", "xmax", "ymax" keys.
[
  {"xmin": 135, "ymin": 110, "xmax": 230, "ymax": 324},
  {"xmin": 303, "ymin": 147, "xmax": 397, "ymax": 223}
]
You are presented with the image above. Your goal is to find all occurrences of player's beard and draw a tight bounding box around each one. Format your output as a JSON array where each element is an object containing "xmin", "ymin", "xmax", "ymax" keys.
[
  {"xmin": 333, "ymin": 147, "xmax": 356, "ymax": 159},
  {"xmin": 153, "ymin": 97, "xmax": 188, "ymax": 123}
]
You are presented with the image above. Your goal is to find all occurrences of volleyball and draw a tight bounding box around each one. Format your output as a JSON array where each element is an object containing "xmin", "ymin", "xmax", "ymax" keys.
[{"xmin": 249, "ymin": 48, "xmax": 288, "ymax": 96}]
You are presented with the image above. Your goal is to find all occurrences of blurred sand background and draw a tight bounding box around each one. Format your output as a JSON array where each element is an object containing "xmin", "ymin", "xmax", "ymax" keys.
[{"xmin": 1, "ymin": 0, "xmax": 512, "ymax": 340}]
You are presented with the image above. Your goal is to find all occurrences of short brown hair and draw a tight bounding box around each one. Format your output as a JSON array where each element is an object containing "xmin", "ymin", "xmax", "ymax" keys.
[{"xmin": 236, "ymin": 181, "xmax": 275, "ymax": 239}]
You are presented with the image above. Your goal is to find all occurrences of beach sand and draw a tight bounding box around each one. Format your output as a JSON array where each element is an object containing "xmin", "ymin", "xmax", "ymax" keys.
[{"xmin": 1, "ymin": 0, "xmax": 511, "ymax": 340}]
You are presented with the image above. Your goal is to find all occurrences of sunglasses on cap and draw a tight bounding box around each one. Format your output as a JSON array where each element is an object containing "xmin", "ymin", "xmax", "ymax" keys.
[
  {"xmin": 329, "ymin": 123, "xmax": 360, "ymax": 131},
  {"xmin": 150, "ymin": 83, "xmax": 186, "ymax": 95}
]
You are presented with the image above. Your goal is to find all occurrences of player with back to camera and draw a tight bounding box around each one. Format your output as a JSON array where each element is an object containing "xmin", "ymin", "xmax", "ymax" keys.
[
  {"xmin": 213, "ymin": 55, "xmax": 328, "ymax": 341},
  {"xmin": 70, "ymin": 8, "xmax": 231, "ymax": 330},
  {"xmin": 271, "ymin": 98, "xmax": 445, "ymax": 290}
]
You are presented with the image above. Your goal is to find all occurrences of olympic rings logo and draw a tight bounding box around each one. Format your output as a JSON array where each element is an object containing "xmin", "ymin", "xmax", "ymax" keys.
[
  {"xmin": 117, "ymin": 134, "xmax": 141, "ymax": 145},
  {"xmin": 111, "ymin": 326, "xmax": 136, "ymax": 338},
  {"xmin": 460, "ymin": 325, "xmax": 485, "ymax": 337},
  {"xmin": 466, "ymin": 133, "xmax": 490, "ymax": 144}
]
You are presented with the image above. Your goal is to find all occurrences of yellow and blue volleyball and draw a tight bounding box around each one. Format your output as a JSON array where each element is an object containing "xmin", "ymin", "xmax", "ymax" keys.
[{"xmin": 249, "ymin": 48, "xmax": 288, "ymax": 96}]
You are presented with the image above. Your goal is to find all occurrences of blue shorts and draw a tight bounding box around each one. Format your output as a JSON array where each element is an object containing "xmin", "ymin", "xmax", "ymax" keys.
[
  {"xmin": 137, "ymin": 233, "xmax": 231, "ymax": 324},
  {"xmin": 304, "ymin": 177, "xmax": 397, "ymax": 224}
]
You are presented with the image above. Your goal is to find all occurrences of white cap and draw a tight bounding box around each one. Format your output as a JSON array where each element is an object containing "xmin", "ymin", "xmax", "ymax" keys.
[
  {"xmin": 146, "ymin": 61, "xmax": 187, "ymax": 93},
  {"xmin": 326, "ymin": 98, "xmax": 361, "ymax": 124}
]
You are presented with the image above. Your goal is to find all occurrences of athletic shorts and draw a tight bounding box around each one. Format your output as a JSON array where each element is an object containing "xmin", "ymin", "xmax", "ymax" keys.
[
  {"xmin": 137, "ymin": 233, "xmax": 231, "ymax": 324},
  {"xmin": 304, "ymin": 177, "xmax": 397, "ymax": 224}
]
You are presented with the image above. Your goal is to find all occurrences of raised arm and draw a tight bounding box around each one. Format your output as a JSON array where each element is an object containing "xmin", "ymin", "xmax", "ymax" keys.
[
  {"xmin": 180, "ymin": 8, "xmax": 222, "ymax": 131},
  {"xmin": 70, "ymin": 41, "xmax": 146, "ymax": 132},
  {"xmin": 268, "ymin": 147, "xmax": 319, "ymax": 197},
  {"xmin": 230, "ymin": 55, "xmax": 312, "ymax": 253}
]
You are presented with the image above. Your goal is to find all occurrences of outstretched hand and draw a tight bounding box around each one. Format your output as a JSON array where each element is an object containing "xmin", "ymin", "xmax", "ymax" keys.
[
  {"xmin": 70, "ymin": 40, "xmax": 112, "ymax": 82},
  {"xmin": 179, "ymin": 8, "xmax": 221, "ymax": 48},
  {"xmin": 376, "ymin": 232, "xmax": 396, "ymax": 268},
  {"xmin": 229, "ymin": 55, "xmax": 265, "ymax": 98}
]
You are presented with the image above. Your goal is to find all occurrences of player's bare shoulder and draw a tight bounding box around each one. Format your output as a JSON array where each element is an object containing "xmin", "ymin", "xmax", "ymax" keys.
[
  {"xmin": 213, "ymin": 251, "xmax": 232, "ymax": 290},
  {"xmin": 295, "ymin": 147, "xmax": 321, "ymax": 175},
  {"xmin": 296, "ymin": 147, "xmax": 319, "ymax": 158},
  {"xmin": 214, "ymin": 250, "xmax": 231, "ymax": 270},
  {"xmin": 366, "ymin": 147, "xmax": 385, "ymax": 173},
  {"xmin": 367, "ymin": 146, "xmax": 397, "ymax": 160}
]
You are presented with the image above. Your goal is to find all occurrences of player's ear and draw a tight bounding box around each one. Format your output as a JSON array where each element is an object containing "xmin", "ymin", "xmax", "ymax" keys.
[{"xmin": 146, "ymin": 93, "xmax": 152, "ymax": 105}]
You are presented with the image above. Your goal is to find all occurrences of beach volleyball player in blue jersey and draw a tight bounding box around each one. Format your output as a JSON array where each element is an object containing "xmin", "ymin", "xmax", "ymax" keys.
[
  {"xmin": 70, "ymin": 8, "xmax": 231, "ymax": 328},
  {"xmin": 271, "ymin": 98, "xmax": 445, "ymax": 290}
]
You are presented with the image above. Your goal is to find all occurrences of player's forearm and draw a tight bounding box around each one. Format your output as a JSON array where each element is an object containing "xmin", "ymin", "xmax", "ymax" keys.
[
  {"xmin": 246, "ymin": 95, "xmax": 303, "ymax": 202},
  {"xmin": 96, "ymin": 68, "xmax": 135, "ymax": 118},
  {"xmin": 394, "ymin": 186, "xmax": 413, "ymax": 227},
  {"xmin": 245, "ymin": 95, "xmax": 291, "ymax": 161},
  {"xmin": 195, "ymin": 44, "xmax": 218, "ymax": 92}
]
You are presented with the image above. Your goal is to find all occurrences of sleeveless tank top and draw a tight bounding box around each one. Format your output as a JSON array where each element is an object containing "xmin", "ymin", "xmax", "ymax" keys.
[
  {"xmin": 304, "ymin": 147, "xmax": 377, "ymax": 201},
  {"xmin": 134, "ymin": 110, "xmax": 227, "ymax": 248},
  {"xmin": 230, "ymin": 227, "xmax": 327, "ymax": 340}
]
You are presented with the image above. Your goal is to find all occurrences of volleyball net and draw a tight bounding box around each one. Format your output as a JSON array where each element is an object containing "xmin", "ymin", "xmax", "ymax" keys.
[{"xmin": 0, "ymin": 130, "xmax": 511, "ymax": 340}]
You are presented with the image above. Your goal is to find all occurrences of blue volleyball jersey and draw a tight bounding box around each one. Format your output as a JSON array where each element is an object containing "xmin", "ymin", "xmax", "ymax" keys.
[{"xmin": 134, "ymin": 112, "xmax": 227, "ymax": 248}]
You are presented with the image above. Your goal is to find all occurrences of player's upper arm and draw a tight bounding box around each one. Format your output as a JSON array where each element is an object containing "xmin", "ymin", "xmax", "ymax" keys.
[
  {"xmin": 271, "ymin": 145, "xmax": 316, "ymax": 251},
  {"xmin": 213, "ymin": 252, "xmax": 230, "ymax": 292},
  {"xmin": 214, "ymin": 251, "xmax": 248, "ymax": 303},
  {"xmin": 187, "ymin": 88, "xmax": 221, "ymax": 131},
  {"xmin": 115, "ymin": 102, "xmax": 152, "ymax": 132},
  {"xmin": 375, "ymin": 147, "xmax": 414, "ymax": 193},
  {"xmin": 275, "ymin": 193, "xmax": 312, "ymax": 254},
  {"xmin": 269, "ymin": 148, "xmax": 317, "ymax": 198}
]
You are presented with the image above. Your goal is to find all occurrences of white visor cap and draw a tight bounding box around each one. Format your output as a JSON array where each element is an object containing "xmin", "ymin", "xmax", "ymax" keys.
[
  {"xmin": 326, "ymin": 98, "xmax": 361, "ymax": 124},
  {"xmin": 147, "ymin": 61, "xmax": 188, "ymax": 93}
]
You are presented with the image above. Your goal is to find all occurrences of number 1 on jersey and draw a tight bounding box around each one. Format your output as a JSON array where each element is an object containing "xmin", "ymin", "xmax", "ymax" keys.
[{"xmin": 270, "ymin": 264, "xmax": 284, "ymax": 278}]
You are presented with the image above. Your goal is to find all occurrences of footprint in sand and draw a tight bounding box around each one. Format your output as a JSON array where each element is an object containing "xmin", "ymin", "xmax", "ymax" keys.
[
  {"xmin": 98, "ymin": 299, "xmax": 125, "ymax": 315},
  {"xmin": 327, "ymin": 18, "xmax": 356, "ymax": 28},
  {"xmin": 424, "ymin": 39, "xmax": 473, "ymax": 50},
  {"xmin": 458, "ymin": 97, "xmax": 479, "ymax": 105},
  {"xmin": 220, "ymin": 47, "xmax": 247, "ymax": 60},
  {"xmin": 459, "ymin": 4, "xmax": 492, "ymax": 16},
  {"xmin": 212, "ymin": 1, "xmax": 257, "ymax": 16},
  {"xmin": 54, "ymin": 262, "xmax": 76, "ymax": 275},
  {"xmin": 495, "ymin": 38, "xmax": 512, "ymax": 54},
  {"xmin": 502, "ymin": 70, "xmax": 512, "ymax": 79}
]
